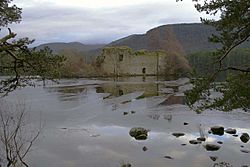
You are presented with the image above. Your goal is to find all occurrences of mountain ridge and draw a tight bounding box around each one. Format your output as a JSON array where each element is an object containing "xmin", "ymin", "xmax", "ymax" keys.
[
  {"xmin": 35, "ymin": 42, "xmax": 105, "ymax": 53},
  {"xmin": 109, "ymin": 23, "xmax": 250, "ymax": 54},
  {"xmin": 36, "ymin": 23, "xmax": 250, "ymax": 62}
]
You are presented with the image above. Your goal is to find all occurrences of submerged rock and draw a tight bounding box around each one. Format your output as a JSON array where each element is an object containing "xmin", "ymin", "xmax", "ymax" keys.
[
  {"xmin": 164, "ymin": 156, "xmax": 174, "ymax": 160},
  {"xmin": 129, "ymin": 127, "xmax": 149, "ymax": 140},
  {"xmin": 210, "ymin": 156, "xmax": 218, "ymax": 162},
  {"xmin": 213, "ymin": 162, "xmax": 233, "ymax": 167},
  {"xmin": 172, "ymin": 132, "xmax": 185, "ymax": 138},
  {"xmin": 240, "ymin": 133, "xmax": 250, "ymax": 143},
  {"xmin": 189, "ymin": 140, "xmax": 202, "ymax": 145},
  {"xmin": 204, "ymin": 144, "xmax": 221, "ymax": 151},
  {"xmin": 123, "ymin": 112, "xmax": 129, "ymax": 115},
  {"xmin": 142, "ymin": 146, "xmax": 148, "ymax": 151},
  {"xmin": 211, "ymin": 126, "xmax": 224, "ymax": 136},
  {"xmin": 197, "ymin": 137, "xmax": 206, "ymax": 141},
  {"xmin": 90, "ymin": 134, "xmax": 101, "ymax": 137},
  {"xmin": 121, "ymin": 163, "xmax": 132, "ymax": 167},
  {"xmin": 163, "ymin": 114, "xmax": 172, "ymax": 121},
  {"xmin": 225, "ymin": 128, "xmax": 237, "ymax": 134},
  {"xmin": 130, "ymin": 111, "xmax": 136, "ymax": 114},
  {"xmin": 240, "ymin": 149, "xmax": 250, "ymax": 153},
  {"xmin": 217, "ymin": 141, "xmax": 223, "ymax": 145}
]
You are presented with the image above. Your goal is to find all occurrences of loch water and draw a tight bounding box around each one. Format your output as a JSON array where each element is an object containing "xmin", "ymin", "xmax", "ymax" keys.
[{"xmin": 3, "ymin": 77, "xmax": 250, "ymax": 167}]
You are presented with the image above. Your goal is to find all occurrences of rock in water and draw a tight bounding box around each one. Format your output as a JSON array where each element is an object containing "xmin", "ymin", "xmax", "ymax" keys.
[
  {"xmin": 211, "ymin": 126, "xmax": 224, "ymax": 136},
  {"xmin": 189, "ymin": 140, "xmax": 202, "ymax": 145},
  {"xmin": 217, "ymin": 141, "xmax": 223, "ymax": 145},
  {"xmin": 240, "ymin": 133, "xmax": 250, "ymax": 143},
  {"xmin": 131, "ymin": 111, "xmax": 136, "ymax": 114},
  {"xmin": 164, "ymin": 156, "xmax": 174, "ymax": 159},
  {"xmin": 136, "ymin": 134, "xmax": 147, "ymax": 140},
  {"xmin": 142, "ymin": 146, "xmax": 148, "ymax": 151},
  {"xmin": 210, "ymin": 156, "xmax": 218, "ymax": 162},
  {"xmin": 172, "ymin": 132, "xmax": 185, "ymax": 138},
  {"xmin": 121, "ymin": 163, "xmax": 132, "ymax": 167},
  {"xmin": 129, "ymin": 127, "xmax": 148, "ymax": 140},
  {"xmin": 204, "ymin": 144, "xmax": 221, "ymax": 151},
  {"xmin": 123, "ymin": 112, "xmax": 128, "ymax": 115},
  {"xmin": 240, "ymin": 149, "xmax": 250, "ymax": 153},
  {"xmin": 197, "ymin": 137, "xmax": 206, "ymax": 141},
  {"xmin": 225, "ymin": 128, "xmax": 237, "ymax": 134}
]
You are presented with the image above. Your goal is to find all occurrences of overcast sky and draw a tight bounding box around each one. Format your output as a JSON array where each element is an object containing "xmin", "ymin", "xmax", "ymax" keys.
[{"xmin": 11, "ymin": 0, "xmax": 206, "ymax": 46}]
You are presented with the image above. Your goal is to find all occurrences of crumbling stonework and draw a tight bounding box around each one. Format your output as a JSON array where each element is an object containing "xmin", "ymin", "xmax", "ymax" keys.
[{"xmin": 98, "ymin": 46, "xmax": 169, "ymax": 76}]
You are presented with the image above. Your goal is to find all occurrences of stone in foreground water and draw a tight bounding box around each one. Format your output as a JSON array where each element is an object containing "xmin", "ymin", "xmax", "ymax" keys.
[
  {"xmin": 240, "ymin": 133, "xmax": 250, "ymax": 143},
  {"xmin": 172, "ymin": 132, "xmax": 185, "ymax": 138},
  {"xmin": 225, "ymin": 128, "xmax": 237, "ymax": 134},
  {"xmin": 211, "ymin": 126, "xmax": 224, "ymax": 136},
  {"xmin": 204, "ymin": 144, "xmax": 221, "ymax": 151},
  {"xmin": 189, "ymin": 140, "xmax": 202, "ymax": 145},
  {"xmin": 129, "ymin": 127, "xmax": 149, "ymax": 140}
]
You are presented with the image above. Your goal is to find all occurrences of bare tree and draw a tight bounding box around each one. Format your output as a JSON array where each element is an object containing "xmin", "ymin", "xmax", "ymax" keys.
[{"xmin": 0, "ymin": 101, "xmax": 40, "ymax": 167}]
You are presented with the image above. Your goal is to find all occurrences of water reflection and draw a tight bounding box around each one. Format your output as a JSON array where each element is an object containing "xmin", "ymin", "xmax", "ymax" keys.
[
  {"xmin": 96, "ymin": 82, "xmax": 163, "ymax": 98},
  {"xmin": 3, "ymin": 77, "xmax": 250, "ymax": 167},
  {"xmin": 45, "ymin": 85, "xmax": 87, "ymax": 101},
  {"xmin": 161, "ymin": 95, "xmax": 186, "ymax": 105}
]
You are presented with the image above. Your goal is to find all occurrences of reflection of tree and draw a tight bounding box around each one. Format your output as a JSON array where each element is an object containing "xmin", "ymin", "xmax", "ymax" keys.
[
  {"xmin": 45, "ymin": 86, "xmax": 87, "ymax": 101},
  {"xmin": 0, "ymin": 101, "xmax": 40, "ymax": 167},
  {"xmin": 55, "ymin": 87, "xmax": 86, "ymax": 94},
  {"xmin": 162, "ymin": 95, "xmax": 185, "ymax": 105}
]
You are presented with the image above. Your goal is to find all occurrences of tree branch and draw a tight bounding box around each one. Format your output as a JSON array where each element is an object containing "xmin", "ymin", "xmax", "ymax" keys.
[
  {"xmin": 217, "ymin": 34, "xmax": 250, "ymax": 69},
  {"xmin": 220, "ymin": 66, "xmax": 250, "ymax": 73}
]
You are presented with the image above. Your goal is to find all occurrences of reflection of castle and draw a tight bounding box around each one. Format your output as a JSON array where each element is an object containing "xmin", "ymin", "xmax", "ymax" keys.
[
  {"xmin": 96, "ymin": 82, "xmax": 164, "ymax": 97},
  {"xmin": 161, "ymin": 95, "xmax": 186, "ymax": 105},
  {"xmin": 95, "ymin": 81, "xmax": 186, "ymax": 105},
  {"xmin": 98, "ymin": 47, "xmax": 168, "ymax": 76}
]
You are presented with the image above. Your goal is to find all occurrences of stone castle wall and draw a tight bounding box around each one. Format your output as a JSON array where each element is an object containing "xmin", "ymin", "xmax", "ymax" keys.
[{"xmin": 100, "ymin": 46, "xmax": 168, "ymax": 76}]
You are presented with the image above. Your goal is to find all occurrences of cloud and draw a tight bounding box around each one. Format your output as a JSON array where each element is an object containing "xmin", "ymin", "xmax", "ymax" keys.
[{"xmin": 10, "ymin": 0, "xmax": 205, "ymax": 46}]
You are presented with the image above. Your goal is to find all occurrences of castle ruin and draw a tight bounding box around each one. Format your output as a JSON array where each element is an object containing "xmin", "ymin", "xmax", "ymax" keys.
[{"xmin": 97, "ymin": 46, "xmax": 169, "ymax": 76}]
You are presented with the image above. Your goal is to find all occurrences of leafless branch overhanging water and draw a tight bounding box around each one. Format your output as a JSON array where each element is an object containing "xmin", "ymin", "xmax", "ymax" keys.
[{"xmin": 0, "ymin": 100, "xmax": 41, "ymax": 167}]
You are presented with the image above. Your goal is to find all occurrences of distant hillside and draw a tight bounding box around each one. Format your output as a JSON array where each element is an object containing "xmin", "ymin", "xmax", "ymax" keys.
[
  {"xmin": 35, "ymin": 42, "xmax": 105, "ymax": 63},
  {"xmin": 108, "ymin": 23, "xmax": 250, "ymax": 55},
  {"xmin": 36, "ymin": 42, "xmax": 105, "ymax": 54},
  {"xmin": 35, "ymin": 23, "xmax": 250, "ymax": 63}
]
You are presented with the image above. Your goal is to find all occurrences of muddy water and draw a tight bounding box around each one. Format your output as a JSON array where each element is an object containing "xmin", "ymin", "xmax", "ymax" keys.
[{"xmin": 3, "ymin": 77, "xmax": 250, "ymax": 167}]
